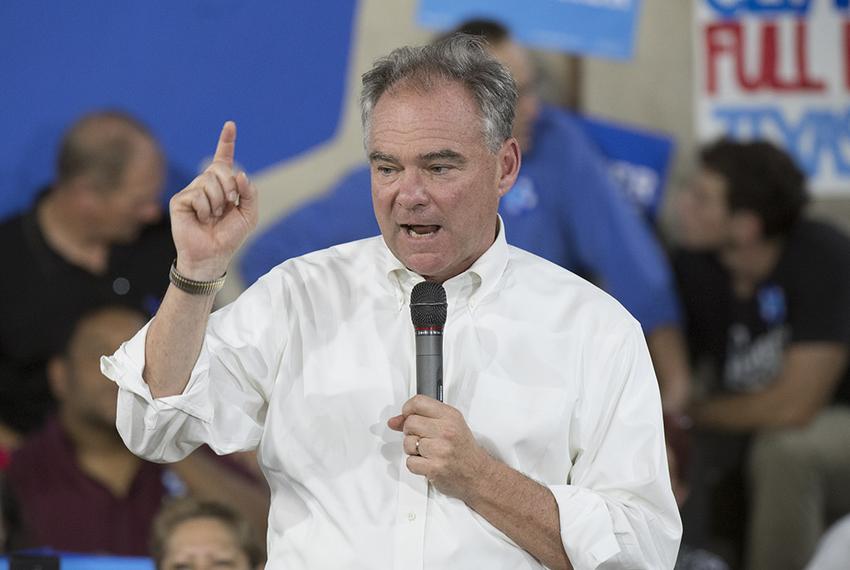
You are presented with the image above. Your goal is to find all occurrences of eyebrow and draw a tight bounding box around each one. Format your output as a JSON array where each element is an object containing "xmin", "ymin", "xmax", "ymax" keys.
[
  {"xmin": 419, "ymin": 149, "xmax": 466, "ymax": 164},
  {"xmin": 368, "ymin": 151, "xmax": 398, "ymax": 164},
  {"xmin": 369, "ymin": 149, "xmax": 467, "ymax": 167}
]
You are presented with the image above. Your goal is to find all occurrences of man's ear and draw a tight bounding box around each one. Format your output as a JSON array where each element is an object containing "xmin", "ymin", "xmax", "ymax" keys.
[
  {"xmin": 496, "ymin": 137, "xmax": 521, "ymax": 197},
  {"xmin": 47, "ymin": 355, "xmax": 70, "ymax": 402}
]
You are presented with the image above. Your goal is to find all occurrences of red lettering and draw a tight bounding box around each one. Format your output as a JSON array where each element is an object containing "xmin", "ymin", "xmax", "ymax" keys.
[
  {"xmin": 760, "ymin": 22, "xmax": 780, "ymax": 89},
  {"xmin": 704, "ymin": 19, "xmax": 826, "ymax": 94},
  {"xmin": 705, "ymin": 22, "xmax": 760, "ymax": 94},
  {"xmin": 759, "ymin": 20, "xmax": 825, "ymax": 92},
  {"xmin": 792, "ymin": 19, "xmax": 825, "ymax": 92}
]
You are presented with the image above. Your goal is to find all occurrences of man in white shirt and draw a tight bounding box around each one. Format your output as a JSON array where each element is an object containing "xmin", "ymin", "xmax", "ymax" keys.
[{"xmin": 102, "ymin": 35, "xmax": 680, "ymax": 569}]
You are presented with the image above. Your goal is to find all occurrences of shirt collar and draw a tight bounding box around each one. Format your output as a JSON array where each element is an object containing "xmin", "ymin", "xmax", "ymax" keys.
[{"xmin": 379, "ymin": 216, "xmax": 509, "ymax": 312}]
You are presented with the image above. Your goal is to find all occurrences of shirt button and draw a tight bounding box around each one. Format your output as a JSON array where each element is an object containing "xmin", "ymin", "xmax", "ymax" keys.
[{"xmin": 407, "ymin": 512, "xmax": 416, "ymax": 522}]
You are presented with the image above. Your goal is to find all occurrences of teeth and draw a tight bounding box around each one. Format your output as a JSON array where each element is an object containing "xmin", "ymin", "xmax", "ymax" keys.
[{"xmin": 407, "ymin": 227, "xmax": 437, "ymax": 238}]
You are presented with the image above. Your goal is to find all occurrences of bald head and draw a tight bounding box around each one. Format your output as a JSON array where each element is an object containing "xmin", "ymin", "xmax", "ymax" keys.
[
  {"xmin": 52, "ymin": 111, "xmax": 166, "ymax": 242},
  {"xmin": 56, "ymin": 111, "xmax": 161, "ymax": 192}
]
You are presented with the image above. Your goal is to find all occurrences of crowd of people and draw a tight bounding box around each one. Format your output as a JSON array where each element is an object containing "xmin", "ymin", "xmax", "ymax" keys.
[
  {"xmin": 0, "ymin": 17, "xmax": 848, "ymax": 570},
  {"xmin": 0, "ymin": 113, "xmax": 270, "ymax": 562}
]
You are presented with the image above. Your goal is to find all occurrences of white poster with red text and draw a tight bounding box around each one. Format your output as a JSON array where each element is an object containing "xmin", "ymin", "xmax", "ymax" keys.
[{"xmin": 695, "ymin": 0, "xmax": 850, "ymax": 195}]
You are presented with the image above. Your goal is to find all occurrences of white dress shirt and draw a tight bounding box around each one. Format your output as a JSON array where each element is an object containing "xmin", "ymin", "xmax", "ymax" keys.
[{"xmin": 102, "ymin": 224, "xmax": 681, "ymax": 569}]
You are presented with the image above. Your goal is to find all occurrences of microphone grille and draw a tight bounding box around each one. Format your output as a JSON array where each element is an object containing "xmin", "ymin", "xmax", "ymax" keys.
[{"xmin": 410, "ymin": 281, "xmax": 448, "ymax": 327}]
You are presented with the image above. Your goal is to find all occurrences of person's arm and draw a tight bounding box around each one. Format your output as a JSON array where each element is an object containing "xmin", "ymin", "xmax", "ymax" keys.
[
  {"xmin": 102, "ymin": 122, "xmax": 276, "ymax": 463},
  {"xmin": 144, "ymin": 121, "xmax": 258, "ymax": 398},
  {"xmin": 647, "ymin": 325, "xmax": 692, "ymax": 414},
  {"xmin": 390, "ymin": 318, "xmax": 681, "ymax": 569},
  {"xmin": 693, "ymin": 343, "xmax": 847, "ymax": 431}
]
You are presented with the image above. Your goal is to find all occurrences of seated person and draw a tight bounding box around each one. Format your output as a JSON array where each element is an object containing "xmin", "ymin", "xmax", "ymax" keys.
[
  {"xmin": 674, "ymin": 139, "xmax": 850, "ymax": 570},
  {"xmin": 3, "ymin": 306, "xmax": 268, "ymax": 556},
  {"xmin": 240, "ymin": 20, "xmax": 691, "ymax": 413},
  {"xmin": 0, "ymin": 111, "xmax": 175, "ymax": 449},
  {"xmin": 151, "ymin": 498, "xmax": 264, "ymax": 570}
]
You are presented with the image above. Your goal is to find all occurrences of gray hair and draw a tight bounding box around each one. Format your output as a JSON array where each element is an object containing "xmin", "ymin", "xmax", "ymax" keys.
[{"xmin": 360, "ymin": 34, "xmax": 517, "ymax": 153}]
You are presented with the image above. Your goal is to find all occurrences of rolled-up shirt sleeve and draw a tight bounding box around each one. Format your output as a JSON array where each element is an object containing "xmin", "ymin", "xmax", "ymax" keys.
[
  {"xmin": 100, "ymin": 270, "xmax": 286, "ymax": 463},
  {"xmin": 549, "ymin": 317, "xmax": 681, "ymax": 569}
]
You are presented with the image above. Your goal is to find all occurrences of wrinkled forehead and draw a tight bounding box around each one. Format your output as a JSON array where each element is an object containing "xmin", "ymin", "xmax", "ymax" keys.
[{"xmin": 368, "ymin": 79, "xmax": 486, "ymax": 147}]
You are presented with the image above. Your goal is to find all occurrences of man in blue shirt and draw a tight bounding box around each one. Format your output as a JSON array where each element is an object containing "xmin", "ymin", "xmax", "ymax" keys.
[{"xmin": 240, "ymin": 20, "xmax": 690, "ymax": 412}]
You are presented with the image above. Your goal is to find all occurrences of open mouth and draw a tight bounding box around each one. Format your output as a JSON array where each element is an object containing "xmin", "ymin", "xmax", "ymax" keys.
[{"xmin": 401, "ymin": 224, "xmax": 441, "ymax": 238}]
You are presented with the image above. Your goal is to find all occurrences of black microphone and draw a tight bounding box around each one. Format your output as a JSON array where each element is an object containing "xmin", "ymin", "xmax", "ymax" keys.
[{"xmin": 410, "ymin": 281, "xmax": 448, "ymax": 402}]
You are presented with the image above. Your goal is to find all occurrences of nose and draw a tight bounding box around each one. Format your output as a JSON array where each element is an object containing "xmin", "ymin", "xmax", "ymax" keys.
[{"xmin": 395, "ymin": 169, "xmax": 430, "ymax": 210}]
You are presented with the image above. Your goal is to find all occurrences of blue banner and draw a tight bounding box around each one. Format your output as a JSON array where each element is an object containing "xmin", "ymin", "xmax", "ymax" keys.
[
  {"xmin": 576, "ymin": 116, "xmax": 675, "ymax": 221},
  {"xmin": 417, "ymin": 0, "xmax": 641, "ymax": 60},
  {"xmin": 0, "ymin": 554, "xmax": 152, "ymax": 570}
]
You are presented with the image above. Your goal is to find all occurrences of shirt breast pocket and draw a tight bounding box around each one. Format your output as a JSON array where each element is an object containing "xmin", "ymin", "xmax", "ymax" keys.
[{"xmin": 465, "ymin": 375, "xmax": 571, "ymax": 477}]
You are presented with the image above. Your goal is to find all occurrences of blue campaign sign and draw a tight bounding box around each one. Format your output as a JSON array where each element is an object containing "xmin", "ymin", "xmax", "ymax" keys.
[
  {"xmin": 706, "ymin": 0, "xmax": 812, "ymax": 16},
  {"xmin": 705, "ymin": 0, "xmax": 850, "ymax": 17},
  {"xmin": 0, "ymin": 0, "xmax": 356, "ymax": 221},
  {"xmin": 576, "ymin": 116, "xmax": 675, "ymax": 221},
  {"xmin": 0, "ymin": 553, "xmax": 153, "ymax": 570},
  {"xmin": 417, "ymin": 0, "xmax": 642, "ymax": 60}
]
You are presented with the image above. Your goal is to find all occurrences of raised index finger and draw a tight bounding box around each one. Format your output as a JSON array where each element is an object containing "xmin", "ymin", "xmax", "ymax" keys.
[{"xmin": 213, "ymin": 120, "xmax": 237, "ymax": 167}]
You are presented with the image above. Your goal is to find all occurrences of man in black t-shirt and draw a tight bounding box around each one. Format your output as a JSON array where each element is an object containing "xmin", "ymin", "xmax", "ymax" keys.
[
  {"xmin": 0, "ymin": 111, "xmax": 175, "ymax": 450},
  {"xmin": 674, "ymin": 139, "xmax": 850, "ymax": 570}
]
